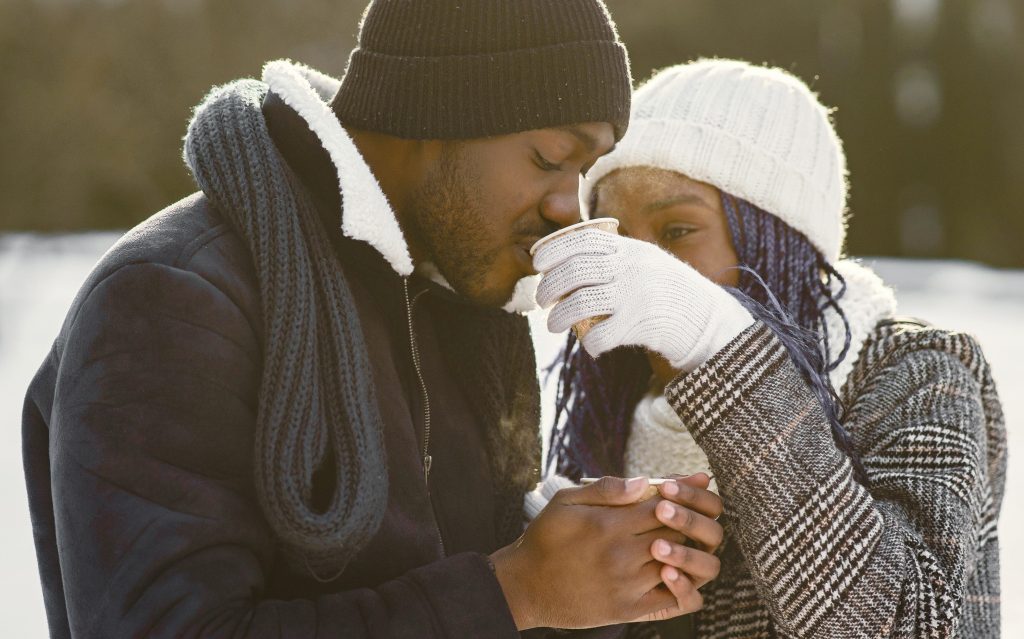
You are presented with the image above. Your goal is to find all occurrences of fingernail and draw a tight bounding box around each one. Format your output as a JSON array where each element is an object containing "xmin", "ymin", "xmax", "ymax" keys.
[
  {"xmin": 625, "ymin": 476, "xmax": 647, "ymax": 492},
  {"xmin": 662, "ymin": 481, "xmax": 679, "ymax": 497},
  {"xmin": 658, "ymin": 501, "xmax": 675, "ymax": 519},
  {"xmin": 665, "ymin": 566, "xmax": 680, "ymax": 582},
  {"xmin": 656, "ymin": 540, "xmax": 671, "ymax": 557}
]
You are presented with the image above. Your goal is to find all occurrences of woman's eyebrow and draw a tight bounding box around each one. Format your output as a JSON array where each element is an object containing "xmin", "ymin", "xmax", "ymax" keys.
[{"xmin": 642, "ymin": 194, "xmax": 711, "ymax": 214}]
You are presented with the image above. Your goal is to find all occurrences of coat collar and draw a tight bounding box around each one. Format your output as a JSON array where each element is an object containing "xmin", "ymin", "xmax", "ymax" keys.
[
  {"xmin": 260, "ymin": 60, "xmax": 540, "ymax": 314},
  {"xmin": 262, "ymin": 60, "xmax": 414, "ymax": 277}
]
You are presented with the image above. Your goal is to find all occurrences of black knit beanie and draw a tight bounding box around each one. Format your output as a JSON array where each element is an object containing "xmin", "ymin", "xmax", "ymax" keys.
[{"xmin": 330, "ymin": 0, "xmax": 632, "ymax": 140}]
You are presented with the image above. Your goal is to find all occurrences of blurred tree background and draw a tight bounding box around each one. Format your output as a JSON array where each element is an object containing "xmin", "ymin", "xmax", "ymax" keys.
[{"xmin": 1, "ymin": 0, "xmax": 1022, "ymax": 265}]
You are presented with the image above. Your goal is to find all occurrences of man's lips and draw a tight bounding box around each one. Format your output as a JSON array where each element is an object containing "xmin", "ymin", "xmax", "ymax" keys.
[
  {"xmin": 515, "ymin": 239, "xmax": 542, "ymax": 276},
  {"xmin": 520, "ymin": 237, "xmax": 544, "ymax": 252}
]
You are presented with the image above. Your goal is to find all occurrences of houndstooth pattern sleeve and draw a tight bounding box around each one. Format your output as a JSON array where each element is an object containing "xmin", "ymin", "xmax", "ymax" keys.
[{"xmin": 663, "ymin": 322, "xmax": 1004, "ymax": 638}]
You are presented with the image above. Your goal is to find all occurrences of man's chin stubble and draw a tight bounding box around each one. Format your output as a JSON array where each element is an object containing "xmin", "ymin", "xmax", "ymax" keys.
[{"xmin": 437, "ymin": 256, "xmax": 519, "ymax": 309}]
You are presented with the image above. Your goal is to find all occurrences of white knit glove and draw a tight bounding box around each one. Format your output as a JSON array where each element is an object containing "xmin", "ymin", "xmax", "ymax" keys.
[{"xmin": 534, "ymin": 229, "xmax": 754, "ymax": 372}]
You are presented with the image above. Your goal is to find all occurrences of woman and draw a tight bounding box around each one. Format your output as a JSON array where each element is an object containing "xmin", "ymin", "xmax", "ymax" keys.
[{"xmin": 531, "ymin": 60, "xmax": 1006, "ymax": 638}]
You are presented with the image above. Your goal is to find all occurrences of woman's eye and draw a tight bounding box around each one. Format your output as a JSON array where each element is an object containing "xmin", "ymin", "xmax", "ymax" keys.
[
  {"xmin": 534, "ymin": 151, "xmax": 563, "ymax": 172},
  {"xmin": 662, "ymin": 226, "xmax": 694, "ymax": 241}
]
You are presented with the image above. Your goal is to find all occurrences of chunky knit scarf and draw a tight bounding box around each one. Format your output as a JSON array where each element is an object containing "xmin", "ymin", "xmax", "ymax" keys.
[{"xmin": 183, "ymin": 78, "xmax": 387, "ymax": 577}]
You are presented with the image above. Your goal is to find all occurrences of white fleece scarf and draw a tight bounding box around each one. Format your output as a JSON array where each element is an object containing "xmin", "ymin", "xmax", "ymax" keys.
[{"xmin": 824, "ymin": 259, "xmax": 898, "ymax": 393}]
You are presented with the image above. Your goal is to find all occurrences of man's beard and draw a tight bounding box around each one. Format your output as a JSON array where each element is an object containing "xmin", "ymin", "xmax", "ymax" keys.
[{"xmin": 408, "ymin": 144, "xmax": 511, "ymax": 307}]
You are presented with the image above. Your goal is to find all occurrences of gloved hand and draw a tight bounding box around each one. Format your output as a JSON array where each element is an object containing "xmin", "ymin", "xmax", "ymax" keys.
[{"xmin": 534, "ymin": 228, "xmax": 754, "ymax": 372}]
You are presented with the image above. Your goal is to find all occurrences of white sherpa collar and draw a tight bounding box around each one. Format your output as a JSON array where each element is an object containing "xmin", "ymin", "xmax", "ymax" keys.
[
  {"xmin": 825, "ymin": 259, "xmax": 897, "ymax": 393},
  {"xmin": 261, "ymin": 60, "xmax": 539, "ymax": 313},
  {"xmin": 262, "ymin": 60, "xmax": 414, "ymax": 277}
]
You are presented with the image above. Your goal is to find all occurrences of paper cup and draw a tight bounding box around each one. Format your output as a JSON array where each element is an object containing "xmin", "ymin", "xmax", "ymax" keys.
[
  {"xmin": 580, "ymin": 477, "xmax": 667, "ymax": 501},
  {"xmin": 530, "ymin": 218, "xmax": 619, "ymax": 339}
]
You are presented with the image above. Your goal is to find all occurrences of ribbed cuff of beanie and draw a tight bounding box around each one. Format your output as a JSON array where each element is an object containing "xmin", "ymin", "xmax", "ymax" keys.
[
  {"xmin": 332, "ymin": 40, "xmax": 630, "ymax": 140},
  {"xmin": 581, "ymin": 118, "xmax": 843, "ymax": 262}
]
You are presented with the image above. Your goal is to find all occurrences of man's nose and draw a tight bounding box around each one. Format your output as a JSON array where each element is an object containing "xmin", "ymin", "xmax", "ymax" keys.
[{"xmin": 539, "ymin": 180, "xmax": 583, "ymax": 229}]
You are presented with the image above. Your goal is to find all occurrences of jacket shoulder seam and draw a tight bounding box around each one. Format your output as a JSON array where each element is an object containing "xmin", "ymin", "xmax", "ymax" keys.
[
  {"xmin": 173, "ymin": 222, "xmax": 235, "ymax": 270},
  {"xmin": 60, "ymin": 261, "xmax": 252, "ymax": 356}
]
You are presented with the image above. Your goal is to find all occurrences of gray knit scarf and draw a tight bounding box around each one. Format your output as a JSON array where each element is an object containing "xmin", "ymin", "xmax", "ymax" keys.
[{"xmin": 183, "ymin": 78, "xmax": 386, "ymax": 577}]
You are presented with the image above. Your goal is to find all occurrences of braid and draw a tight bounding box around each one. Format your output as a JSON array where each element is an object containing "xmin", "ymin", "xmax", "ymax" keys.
[
  {"xmin": 549, "ymin": 191, "xmax": 868, "ymax": 486},
  {"xmin": 721, "ymin": 194, "xmax": 866, "ymax": 484},
  {"xmin": 546, "ymin": 335, "xmax": 649, "ymax": 479}
]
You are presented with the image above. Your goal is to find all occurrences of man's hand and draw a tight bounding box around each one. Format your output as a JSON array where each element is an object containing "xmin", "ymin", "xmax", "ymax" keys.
[{"xmin": 491, "ymin": 476, "xmax": 721, "ymax": 629}]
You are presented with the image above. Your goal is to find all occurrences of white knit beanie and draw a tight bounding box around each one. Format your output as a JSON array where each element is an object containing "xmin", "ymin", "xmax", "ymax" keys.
[{"xmin": 582, "ymin": 59, "xmax": 849, "ymax": 263}]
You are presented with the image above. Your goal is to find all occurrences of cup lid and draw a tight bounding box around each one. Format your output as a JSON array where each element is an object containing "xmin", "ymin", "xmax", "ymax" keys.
[{"xmin": 529, "ymin": 217, "xmax": 620, "ymax": 256}]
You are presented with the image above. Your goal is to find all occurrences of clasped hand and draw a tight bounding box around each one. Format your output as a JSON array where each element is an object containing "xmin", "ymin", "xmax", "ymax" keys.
[{"xmin": 491, "ymin": 474, "xmax": 724, "ymax": 629}]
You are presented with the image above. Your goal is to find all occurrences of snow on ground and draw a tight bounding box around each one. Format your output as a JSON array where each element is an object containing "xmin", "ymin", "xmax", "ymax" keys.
[{"xmin": 1, "ymin": 233, "xmax": 1021, "ymax": 636}]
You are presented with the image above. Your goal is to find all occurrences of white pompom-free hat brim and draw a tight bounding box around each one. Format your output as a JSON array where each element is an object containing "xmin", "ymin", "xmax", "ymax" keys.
[{"xmin": 582, "ymin": 59, "xmax": 849, "ymax": 263}]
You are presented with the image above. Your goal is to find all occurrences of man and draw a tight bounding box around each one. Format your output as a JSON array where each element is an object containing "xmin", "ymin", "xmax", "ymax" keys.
[{"xmin": 22, "ymin": 1, "xmax": 723, "ymax": 637}]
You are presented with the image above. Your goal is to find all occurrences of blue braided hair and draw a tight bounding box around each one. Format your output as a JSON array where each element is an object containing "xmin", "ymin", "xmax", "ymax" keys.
[{"xmin": 547, "ymin": 192, "xmax": 870, "ymax": 485}]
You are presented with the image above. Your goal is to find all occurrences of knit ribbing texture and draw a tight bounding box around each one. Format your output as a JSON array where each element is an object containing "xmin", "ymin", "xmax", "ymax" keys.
[
  {"xmin": 331, "ymin": 0, "xmax": 632, "ymax": 140},
  {"xmin": 583, "ymin": 59, "xmax": 848, "ymax": 262},
  {"xmin": 184, "ymin": 79, "xmax": 387, "ymax": 577}
]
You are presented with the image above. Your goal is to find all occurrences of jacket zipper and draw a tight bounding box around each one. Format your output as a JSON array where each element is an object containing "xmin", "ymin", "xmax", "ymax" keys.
[{"xmin": 402, "ymin": 277, "xmax": 446, "ymax": 556}]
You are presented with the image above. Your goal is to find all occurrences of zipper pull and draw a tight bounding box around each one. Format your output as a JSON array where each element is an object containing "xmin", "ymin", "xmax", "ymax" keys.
[{"xmin": 423, "ymin": 454, "xmax": 433, "ymax": 484}]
